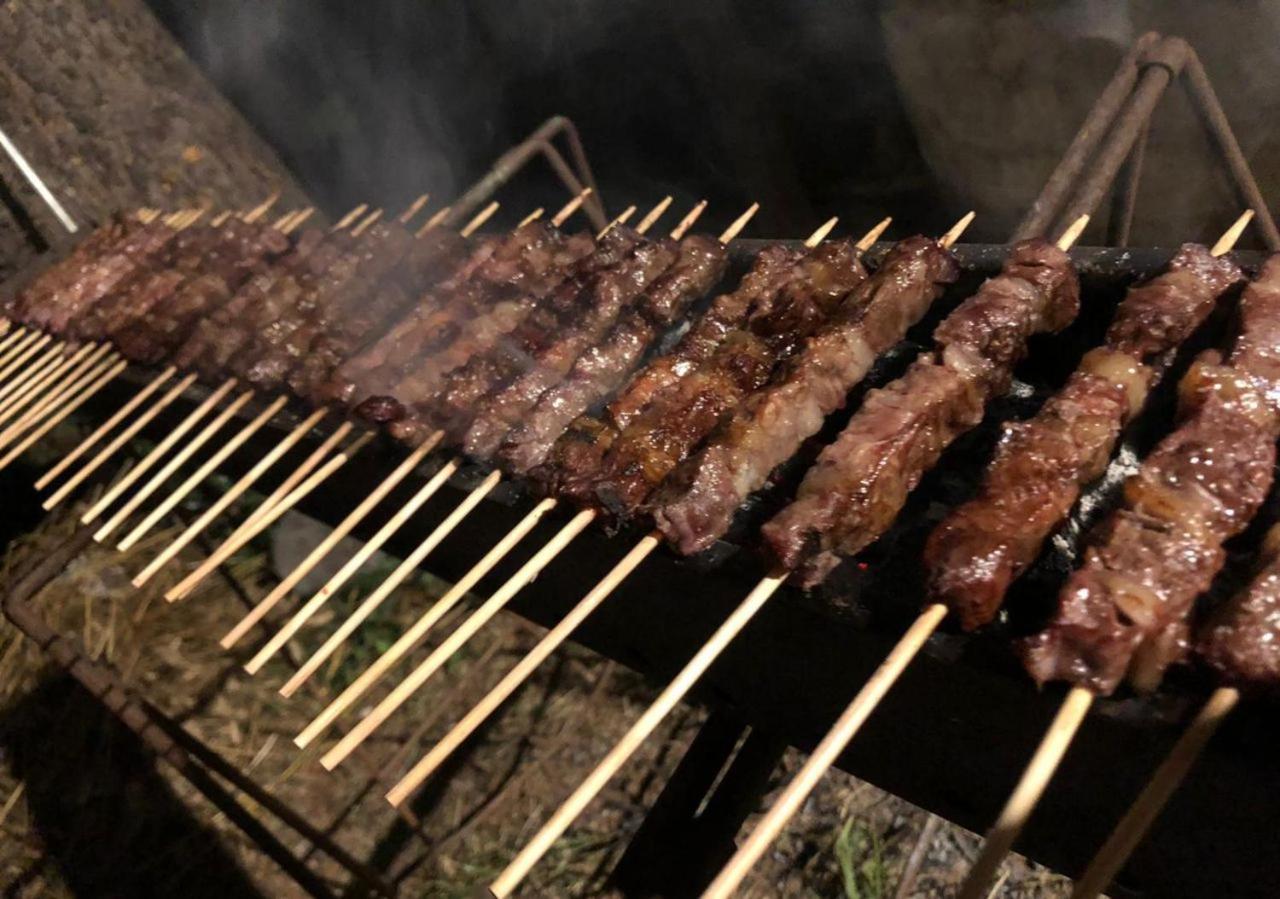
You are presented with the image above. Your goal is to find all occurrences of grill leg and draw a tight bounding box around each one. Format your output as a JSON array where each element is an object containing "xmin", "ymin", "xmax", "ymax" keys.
[{"xmin": 610, "ymin": 711, "xmax": 786, "ymax": 898}]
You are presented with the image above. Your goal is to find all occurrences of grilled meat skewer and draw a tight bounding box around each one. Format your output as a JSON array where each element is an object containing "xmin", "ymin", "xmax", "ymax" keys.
[
  {"xmin": 764, "ymin": 237, "xmax": 1080, "ymax": 587},
  {"xmin": 350, "ymin": 217, "xmax": 593, "ymax": 430},
  {"xmin": 590, "ymin": 238, "xmax": 873, "ymax": 519},
  {"xmin": 496, "ymin": 234, "xmax": 729, "ymax": 473},
  {"xmin": 453, "ymin": 232, "xmax": 684, "ymax": 458},
  {"xmin": 1023, "ymin": 254, "xmax": 1280, "ymax": 695},
  {"xmin": 530, "ymin": 243, "xmax": 814, "ymax": 503},
  {"xmin": 1198, "ymin": 522, "xmax": 1280, "ymax": 689},
  {"xmin": 926, "ymin": 243, "xmax": 1245, "ymax": 630},
  {"xmin": 111, "ymin": 219, "xmax": 293, "ymax": 365},
  {"xmin": 651, "ymin": 235, "xmax": 960, "ymax": 553},
  {"xmin": 393, "ymin": 224, "xmax": 651, "ymax": 445}
]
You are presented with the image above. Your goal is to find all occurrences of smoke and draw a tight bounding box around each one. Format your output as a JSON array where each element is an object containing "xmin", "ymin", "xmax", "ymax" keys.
[{"xmin": 148, "ymin": 0, "xmax": 1280, "ymax": 246}]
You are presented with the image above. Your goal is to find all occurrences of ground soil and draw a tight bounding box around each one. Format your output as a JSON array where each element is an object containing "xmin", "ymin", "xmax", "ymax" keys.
[{"xmin": 0, "ymin": 445, "xmax": 1073, "ymax": 898}]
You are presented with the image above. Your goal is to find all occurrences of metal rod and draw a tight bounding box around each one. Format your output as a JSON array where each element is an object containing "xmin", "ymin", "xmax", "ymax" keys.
[{"xmin": 0, "ymin": 124, "xmax": 78, "ymax": 232}]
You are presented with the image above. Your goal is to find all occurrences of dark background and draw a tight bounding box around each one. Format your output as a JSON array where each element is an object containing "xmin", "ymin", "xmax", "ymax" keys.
[{"xmin": 137, "ymin": 1, "xmax": 1280, "ymax": 245}]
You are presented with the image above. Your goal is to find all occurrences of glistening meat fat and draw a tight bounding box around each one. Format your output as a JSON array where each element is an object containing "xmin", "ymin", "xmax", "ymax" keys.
[
  {"xmin": 763, "ymin": 238, "xmax": 1079, "ymax": 587},
  {"xmin": 1198, "ymin": 522, "xmax": 1280, "ymax": 689},
  {"xmin": 529, "ymin": 242, "xmax": 808, "ymax": 502},
  {"xmin": 589, "ymin": 239, "xmax": 872, "ymax": 519},
  {"xmin": 651, "ymin": 235, "xmax": 960, "ymax": 554},
  {"xmin": 1022, "ymin": 255, "xmax": 1280, "ymax": 696},
  {"xmin": 925, "ymin": 243, "xmax": 1244, "ymax": 631},
  {"xmin": 496, "ymin": 234, "xmax": 727, "ymax": 474}
]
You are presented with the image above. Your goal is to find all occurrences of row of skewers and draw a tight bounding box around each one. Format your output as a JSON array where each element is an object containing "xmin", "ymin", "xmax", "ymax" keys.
[{"xmin": 0, "ymin": 181, "xmax": 1271, "ymax": 896}]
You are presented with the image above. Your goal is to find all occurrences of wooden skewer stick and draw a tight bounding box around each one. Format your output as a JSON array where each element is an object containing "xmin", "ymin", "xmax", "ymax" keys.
[
  {"xmin": 0, "ymin": 332, "xmax": 52, "ymax": 385},
  {"xmin": 672, "ymin": 200, "xmax": 708, "ymax": 241},
  {"xmin": 0, "ymin": 328, "xmax": 32, "ymax": 369},
  {"xmin": 415, "ymin": 205, "xmax": 452, "ymax": 238},
  {"xmin": 36, "ymin": 365, "xmax": 181, "ymax": 493},
  {"xmin": 491, "ymin": 210, "xmax": 982, "ymax": 894},
  {"xmin": 165, "ymin": 433, "xmax": 374, "ymax": 603},
  {"xmin": 1210, "ymin": 209, "xmax": 1255, "ymax": 255},
  {"xmin": 0, "ymin": 337, "xmax": 67, "ymax": 399},
  {"xmin": 277, "ymin": 195, "xmax": 678, "ymax": 688},
  {"xmin": 1069, "ymin": 686, "xmax": 1239, "ymax": 899},
  {"xmin": 0, "ymin": 345, "xmax": 113, "ymax": 447},
  {"xmin": 460, "ymin": 201, "xmax": 499, "ymax": 237},
  {"xmin": 635, "ymin": 196, "xmax": 674, "ymax": 234},
  {"xmin": 487, "ymin": 570, "xmax": 786, "ymax": 896},
  {"xmin": 42, "ymin": 372, "xmax": 197, "ymax": 509},
  {"xmin": 282, "ymin": 208, "xmax": 316, "ymax": 234},
  {"xmin": 552, "ymin": 188, "xmax": 593, "ymax": 228},
  {"xmin": 80, "ymin": 379, "xmax": 238, "ymax": 524},
  {"xmin": 244, "ymin": 191, "xmax": 280, "ymax": 223},
  {"xmin": 351, "ymin": 208, "xmax": 383, "ymax": 236},
  {"xmin": 0, "ymin": 357, "xmax": 128, "ymax": 470},
  {"xmin": 517, "ymin": 208, "xmax": 545, "ymax": 228},
  {"xmin": 333, "ymin": 204, "xmax": 368, "ymax": 231},
  {"xmin": 956, "ymin": 686, "xmax": 1095, "ymax": 899},
  {"xmin": 294, "ymin": 497, "xmax": 557, "ymax": 749},
  {"xmin": 280, "ymin": 469, "xmax": 502, "ymax": 697},
  {"xmin": 119, "ymin": 395, "xmax": 290, "ymax": 555},
  {"xmin": 321, "ymin": 508, "xmax": 595, "ymax": 770},
  {"xmin": 210, "ymin": 210, "xmax": 235, "ymax": 228},
  {"xmin": 597, "ymin": 204, "xmax": 636, "ymax": 238},
  {"xmin": 218, "ymin": 436, "xmax": 439, "ymax": 648},
  {"xmin": 702, "ymin": 606, "xmax": 952, "ymax": 899},
  {"xmin": 0, "ymin": 343, "xmax": 95, "ymax": 430},
  {"xmin": 955, "ymin": 210, "xmax": 1248, "ymax": 899},
  {"xmin": 228, "ymin": 422, "xmax": 354, "ymax": 544},
  {"xmin": 92, "ymin": 389, "xmax": 255, "ymax": 542},
  {"xmin": 387, "ymin": 529, "xmax": 660, "ymax": 804},
  {"xmin": 242, "ymin": 454, "xmax": 463, "ymax": 672},
  {"xmin": 388, "ymin": 211, "xmax": 886, "ymax": 804},
  {"xmin": 0, "ymin": 343, "xmax": 79, "ymax": 420},
  {"xmin": 398, "ymin": 193, "xmax": 430, "ymax": 224},
  {"xmin": 0, "ymin": 349, "xmax": 106, "ymax": 432},
  {"xmin": 131, "ymin": 407, "xmax": 330, "ymax": 587}
]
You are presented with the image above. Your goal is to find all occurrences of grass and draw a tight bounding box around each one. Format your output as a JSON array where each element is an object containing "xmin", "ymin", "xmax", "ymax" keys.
[{"xmin": 834, "ymin": 817, "xmax": 888, "ymax": 899}]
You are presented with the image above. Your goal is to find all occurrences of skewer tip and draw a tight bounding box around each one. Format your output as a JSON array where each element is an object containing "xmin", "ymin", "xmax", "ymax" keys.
[
  {"xmin": 855, "ymin": 216, "xmax": 893, "ymax": 252},
  {"xmin": 1055, "ymin": 213, "xmax": 1090, "ymax": 251},
  {"xmin": 551, "ymin": 187, "xmax": 593, "ymax": 227},
  {"xmin": 671, "ymin": 199, "xmax": 708, "ymax": 240},
  {"xmin": 939, "ymin": 210, "xmax": 977, "ymax": 249},
  {"xmin": 461, "ymin": 201, "xmax": 500, "ymax": 237},
  {"xmin": 517, "ymin": 208, "xmax": 545, "ymax": 228},
  {"xmin": 416, "ymin": 205, "xmax": 452, "ymax": 237},
  {"xmin": 398, "ymin": 193, "xmax": 430, "ymax": 223},
  {"xmin": 718, "ymin": 202, "xmax": 760, "ymax": 244},
  {"xmin": 1210, "ymin": 208, "xmax": 1255, "ymax": 256},
  {"xmin": 804, "ymin": 215, "xmax": 840, "ymax": 248},
  {"xmin": 635, "ymin": 195, "xmax": 674, "ymax": 234},
  {"xmin": 599, "ymin": 204, "xmax": 637, "ymax": 238}
]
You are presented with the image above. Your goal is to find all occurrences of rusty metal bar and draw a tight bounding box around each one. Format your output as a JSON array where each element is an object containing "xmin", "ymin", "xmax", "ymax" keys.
[
  {"xmin": 445, "ymin": 115, "xmax": 608, "ymax": 231},
  {"xmin": 1012, "ymin": 32, "xmax": 1159, "ymax": 241},
  {"xmin": 1056, "ymin": 37, "xmax": 1187, "ymax": 234},
  {"xmin": 1181, "ymin": 48, "xmax": 1280, "ymax": 250},
  {"xmin": 1107, "ymin": 120, "xmax": 1149, "ymax": 247},
  {"xmin": 1, "ymin": 528, "xmax": 396, "ymax": 899}
]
